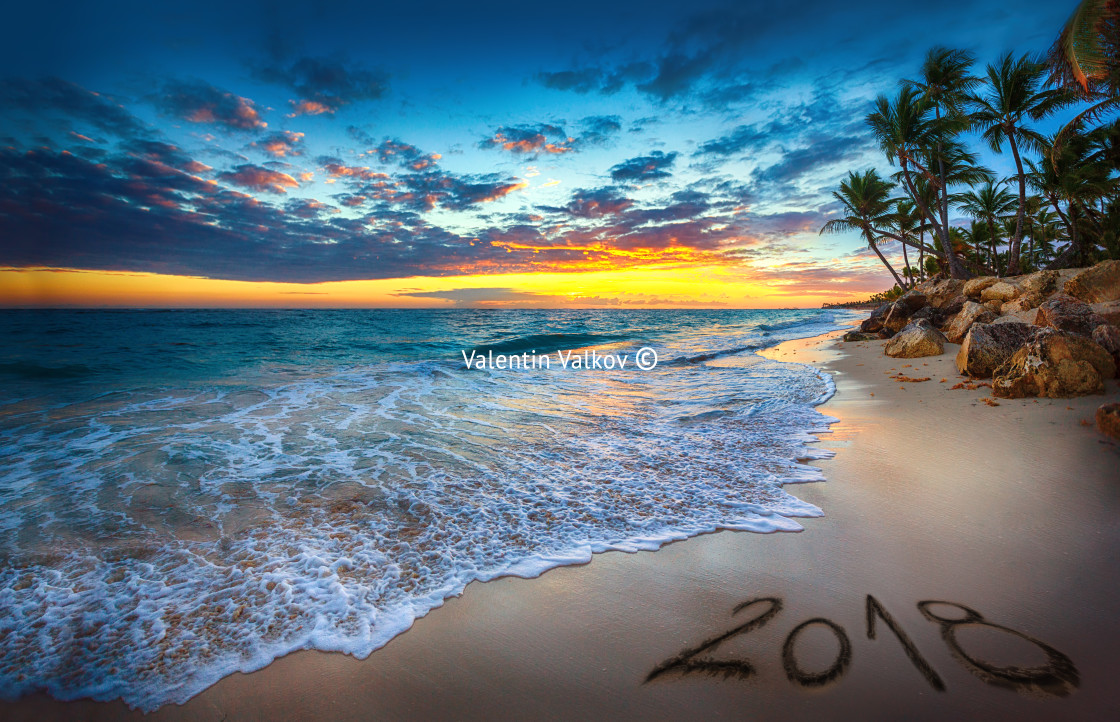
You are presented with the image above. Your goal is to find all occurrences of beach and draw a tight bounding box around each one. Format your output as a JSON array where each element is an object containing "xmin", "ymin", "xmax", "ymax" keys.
[{"xmin": 7, "ymin": 325, "xmax": 1119, "ymax": 721}]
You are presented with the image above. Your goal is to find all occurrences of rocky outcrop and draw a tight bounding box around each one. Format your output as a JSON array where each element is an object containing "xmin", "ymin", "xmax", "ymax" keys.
[
  {"xmin": 992, "ymin": 308, "xmax": 1040, "ymax": 325},
  {"xmin": 842, "ymin": 330, "xmax": 880, "ymax": 342},
  {"xmin": 897, "ymin": 291, "xmax": 928, "ymax": 311},
  {"xmin": 983, "ymin": 299, "xmax": 1003, "ymax": 313},
  {"xmin": 955, "ymin": 322, "xmax": 1039, "ymax": 378},
  {"xmin": 981, "ymin": 281, "xmax": 1021, "ymax": 303},
  {"xmin": 883, "ymin": 301, "xmax": 915, "ymax": 333},
  {"xmin": 1019, "ymin": 269, "xmax": 1060, "ymax": 296},
  {"xmin": 1092, "ymin": 324, "xmax": 1120, "ymax": 367},
  {"xmin": 1097, "ymin": 403, "xmax": 1120, "ymax": 441},
  {"xmin": 909, "ymin": 306, "xmax": 943, "ymax": 326},
  {"xmin": 992, "ymin": 328, "xmax": 1117, "ymax": 398},
  {"xmin": 939, "ymin": 293, "xmax": 968, "ymax": 316},
  {"xmin": 916, "ymin": 279, "xmax": 966, "ymax": 309},
  {"xmin": 1035, "ymin": 293, "xmax": 1109, "ymax": 337},
  {"xmin": 861, "ymin": 303, "xmax": 891, "ymax": 333},
  {"xmin": 1091, "ymin": 300, "xmax": 1120, "ymax": 327},
  {"xmin": 963, "ymin": 276, "xmax": 998, "ymax": 299},
  {"xmin": 884, "ymin": 319, "xmax": 946, "ymax": 358},
  {"xmin": 1063, "ymin": 260, "xmax": 1120, "ymax": 303},
  {"xmin": 946, "ymin": 301, "xmax": 998, "ymax": 344}
]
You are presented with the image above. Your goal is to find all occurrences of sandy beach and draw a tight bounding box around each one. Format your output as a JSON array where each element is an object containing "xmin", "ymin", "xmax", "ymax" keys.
[{"xmin": 5, "ymin": 326, "xmax": 1118, "ymax": 721}]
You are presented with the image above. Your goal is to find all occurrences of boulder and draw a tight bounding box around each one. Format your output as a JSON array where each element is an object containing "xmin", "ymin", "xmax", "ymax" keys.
[
  {"xmin": 919, "ymin": 279, "xmax": 966, "ymax": 309},
  {"xmin": 993, "ymin": 308, "xmax": 1040, "ymax": 325},
  {"xmin": 983, "ymin": 299, "xmax": 1004, "ymax": 313},
  {"xmin": 955, "ymin": 322, "xmax": 1039, "ymax": 378},
  {"xmin": 1035, "ymin": 293, "xmax": 1109, "ymax": 337},
  {"xmin": 981, "ymin": 281, "xmax": 1021, "ymax": 303},
  {"xmin": 1097, "ymin": 403, "xmax": 1120, "ymax": 441},
  {"xmin": 939, "ymin": 293, "xmax": 968, "ymax": 316},
  {"xmin": 883, "ymin": 301, "xmax": 914, "ymax": 333},
  {"xmin": 1063, "ymin": 260, "xmax": 1120, "ymax": 303},
  {"xmin": 842, "ymin": 330, "xmax": 880, "ymax": 342},
  {"xmin": 992, "ymin": 328, "xmax": 1117, "ymax": 398},
  {"xmin": 909, "ymin": 306, "xmax": 943, "ymax": 326},
  {"xmin": 877, "ymin": 328, "xmax": 896, "ymax": 339},
  {"xmin": 946, "ymin": 301, "xmax": 998, "ymax": 344},
  {"xmin": 897, "ymin": 291, "xmax": 928, "ymax": 311},
  {"xmin": 1018, "ymin": 269, "xmax": 1060, "ymax": 296},
  {"xmin": 963, "ymin": 276, "xmax": 999, "ymax": 299},
  {"xmin": 1091, "ymin": 324, "xmax": 1120, "ymax": 368},
  {"xmin": 884, "ymin": 319, "xmax": 947, "ymax": 358},
  {"xmin": 861, "ymin": 303, "xmax": 891, "ymax": 333},
  {"xmin": 1000, "ymin": 291, "xmax": 1045, "ymax": 314},
  {"xmin": 1091, "ymin": 300, "xmax": 1120, "ymax": 328}
]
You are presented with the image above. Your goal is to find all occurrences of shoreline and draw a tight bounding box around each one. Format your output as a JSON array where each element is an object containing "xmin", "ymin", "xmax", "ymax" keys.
[{"xmin": 6, "ymin": 325, "xmax": 1120, "ymax": 720}]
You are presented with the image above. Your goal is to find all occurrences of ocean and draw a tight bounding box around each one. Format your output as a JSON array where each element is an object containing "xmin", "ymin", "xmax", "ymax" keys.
[{"xmin": 0, "ymin": 308, "xmax": 855, "ymax": 709}]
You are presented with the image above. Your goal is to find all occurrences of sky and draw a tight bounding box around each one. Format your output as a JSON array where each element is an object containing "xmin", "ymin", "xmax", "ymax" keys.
[{"xmin": 0, "ymin": 0, "xmax": 1080, "ymax": 308}]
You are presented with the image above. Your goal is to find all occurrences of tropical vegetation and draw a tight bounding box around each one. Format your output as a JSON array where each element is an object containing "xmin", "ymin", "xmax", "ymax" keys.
[{"xmin": 822, "ymin": 0, "xmax": 1120, "ymax": 286}]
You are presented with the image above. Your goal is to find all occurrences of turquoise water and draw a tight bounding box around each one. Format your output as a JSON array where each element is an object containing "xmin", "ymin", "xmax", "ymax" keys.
[{"xmin": 0, "ymin": 308, "xmax": 854, "ymax": 709}]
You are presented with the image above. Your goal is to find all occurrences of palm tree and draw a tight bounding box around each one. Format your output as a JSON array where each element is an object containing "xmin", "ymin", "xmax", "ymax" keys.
[
  {"xmin": 820, "ymin": 169, "xmax": 908, "ymax": 288},
  {"xmin": 867, "ymin": 87, "xmax": 971, "ymax": 279},
  {"xmin": 887, "ymin": 199, "xmax": 931, "ymax": 287},
  {"xmin": 966, "ymin": 53, "xmax": 1071, "ymax": 275},
  {"xmin": 902, "ymin": 47, "xmax": 981, "ymax": 275},
  {"xmin": 955, "ymin": 180, "xmax": 1017, "ymax": 275}
]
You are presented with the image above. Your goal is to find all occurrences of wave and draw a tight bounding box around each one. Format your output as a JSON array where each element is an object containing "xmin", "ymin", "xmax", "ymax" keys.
[
  {"xmin": 757, "ymin": 311, "xmax": 834, "ymax": 332},
  {"xmin": 668, "ymin": 343, "xmax": 764, "ymax": 365},
  {"xmin": 0, "ymin": 361, "xmax": 95, "ymax": 380}
]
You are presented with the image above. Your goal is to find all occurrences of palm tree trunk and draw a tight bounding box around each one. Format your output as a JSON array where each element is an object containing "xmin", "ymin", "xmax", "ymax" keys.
[
  {"xmin": 901, "ymin": 239, "xmax": 912, "ymax": 287},
  {"xmin": 1006, "ymin": 132, "xmax": 1028, "ymax": 275},
  {"xmin": 987, "ymin": 218, "xmax": 1000, "ymax": 276},
  {"xmin": 1046, "ymin": 201, "xmax": 1082, "ymax": 270},
  {"xmin": 934, "ymin": 105, "xmax": 954, "ymax": 271},
  {"xmin": 918, "ymin": 229, "xmax": 925, "ymax": 280},
  {"xmin": 866, "ymin": 230, "xmax": 907, "ymax": 288},
  {"xmin": 899, "ymin": 165, "xmax": 969, "ymax": 279}
]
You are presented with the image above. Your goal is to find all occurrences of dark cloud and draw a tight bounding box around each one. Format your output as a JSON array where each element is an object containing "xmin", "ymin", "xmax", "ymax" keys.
[
  {"xmin": 750, "ymin": 134, "xmax": 873, "ymax": 189},
  {"xmin": 217, "ymin": 164, "xmax": 300, "ymax": 193},
  {"xmin": 121, "ymin": 140, "xmax": 212, "ymax": 174},
  {"xmin": 372, "ymin": 139, "xmax": 440, "ymax": 170},
  {"xmin": 254, "ymin": 56, "xmax": 390, "ymax": 116},
  {"xmin": 534, "ymin": 62, "xmax": 653, "ymax": 95},
  {"xmin": 562, "ymin": 187, "xmax": 634, "ymax": 218},
  {"xmin": 577, "ymin": 115, "xmax": 622, "ymax": 145},
  {"xmin": 609, "ymin": 151, "xmax": 677, "ymax": 182},
  {"xmin": 154, "ymin": 80, "xmax": 266, "ymax": 131},
  {"xmin": 696, "ymin": 125, "xmax": 765, "ymax": 157},
  {"xmin": 0, "ymin": 77, "xmax": 150, "ymax": 139},
  {"xmin": 250, "ymin": 131, "xmax": 305, "ymax": 158},
  {"xmin": 393, "ymin": 287, "xmax": 547, "ymax": 304}
]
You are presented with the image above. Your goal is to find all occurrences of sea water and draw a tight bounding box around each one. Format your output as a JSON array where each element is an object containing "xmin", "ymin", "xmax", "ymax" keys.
[{"xmin": 0, "ymin": 308, "xmax": 856, "ymax": 709}]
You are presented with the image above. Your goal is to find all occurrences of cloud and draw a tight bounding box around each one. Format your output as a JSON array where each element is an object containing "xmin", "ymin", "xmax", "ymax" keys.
[
  {"xmin": 372, "ymin": 138, "xmax": 440, "ymax": 170},
  {"xmin": 217, "ymin": 164, "xmax": 299, "ymax": 193},
  {"xmin": 480, "ymin": 124, "xmax": 572, "ymax": 155},
  {"xmin": 250, "ymin": 131, "xmax": 305, "ymax": 158},
  {"xmin": 534, "ymin": 62, "xmax": 653, "ymax": 95},
  {"xmin": 393, "ymin": 287, "xmax": 549, "ymax": 305},
  {"xmin": 254, "ymin": 56, "xmax": 390, "ymax": 116},
  {"xmin": 562, "ymin": 187, "xmax": 634, "ymax": 218},
  {"xmin": 609, "ymin": 151, "xmax": 677, "ymax": 182},
  {"xmin": 0, "ymin": 77, "xmax": 150, "ymax": 139},
  {"xmin": 121, "ymin": 140, "xmax": 212, "ymax": 174},
  {"xmin": 696, "ymin": 125, "xmax": 765, "ymax": 157},
  {"xmin": 155, "ymin": 80, "xmax": 266, "ymax": 131}
]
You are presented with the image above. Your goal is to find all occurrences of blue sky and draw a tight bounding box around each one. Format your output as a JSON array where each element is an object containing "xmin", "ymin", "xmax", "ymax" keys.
[{"xmin": 0, "ymin": 0, "xmax": 1085, "ymax": 305}]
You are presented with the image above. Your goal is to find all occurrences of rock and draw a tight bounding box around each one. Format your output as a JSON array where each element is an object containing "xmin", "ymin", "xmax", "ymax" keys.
[
  {"xmin": 1035, "ymin": 293, "xmax": 1109, "ymax": 337},
  {"xmin": 909, "ymin": 306, "xmax": 943, "ymax": 326},
  {"xmin": 939, "ymin": 294, "xmax": 968, "ymax": 316},
  {"xmin": 897, "ymin": 291, "xmax": 928, "ymax": 311},
  {"xmin": 1091, "ymin": 300, "xmax": 1120, "ymax": 327},
  {"xmin": 884, "ymin": 319, "xmax": 947, "ymax": 358},
  {"xmin": 877, "ymin": 328, "xmax": 896, "ymax": 339},
  {"xmin": 1018, "ymin": 269, "xmax": 1060, "ymax": 296},
  {"xmin": 1063, "ymin": 260, "xmax": 1120, "ymax": 303},
  {"xmin": 993, "ymin": 308, "xmax": 1040, "ymax": 325},
  {"xmin": 1091, "ymin": 324, "xmax": 1120, "ymax": 368},
  {"xmin": 983, "ymin": 299, "xmax": 1003, "ymax": 313},
  {"xmin": 918, "ymin": 279, "xmax": 966, "ymax": 309},
  {"xmin": 861, "ymin": 303, "xmax": 891, "ymax": 333},
  {"xmin": 946, "ymin": 301, "xmax": 998, "ymax": 344},
  {"xmin": 981, "ymin": 281, "xmax": 1021, "ymax": 303},
  {"xmin": 1097, "ymin": 403, "xmax": 1120, "ymax": 441},
  {"xmin": 992, "ymin": 328, "xmax": 1117, "ymax": 398},
  {"xmin": 883, "ymin": 301, "xmax": 914, "ymax": 333},
  {"xmin": 842, "ymin": 330, "xmax": 879, "ymax": 342},
  {"xmin": 963, "ymin": 276, "xmax": 999, "ymax": 299},
  {"xmin": 955, "ymin": 322, "xmax": 1039, "ymax": 378}
]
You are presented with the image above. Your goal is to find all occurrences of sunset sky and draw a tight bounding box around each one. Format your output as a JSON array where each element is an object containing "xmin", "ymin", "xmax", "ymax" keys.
[{"xmin": 0, "ymin": 0, "xmax": 1076, "ymax": 308}]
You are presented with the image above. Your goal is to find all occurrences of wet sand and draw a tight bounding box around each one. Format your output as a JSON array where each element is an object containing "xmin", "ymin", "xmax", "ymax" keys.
[{"xmin": 7, "ymin": 329, "xmax": 1120, "ymax": 720}]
